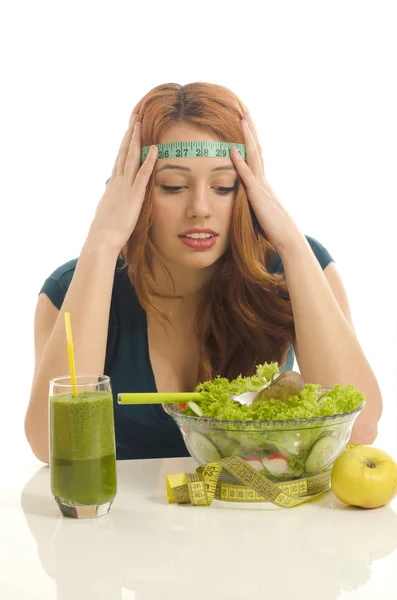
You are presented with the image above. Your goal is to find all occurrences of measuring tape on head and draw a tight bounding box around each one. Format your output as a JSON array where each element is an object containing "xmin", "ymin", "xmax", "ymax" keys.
[
  {"xmin": 140, "ymin": 141, "xmax": 246, "ymax": 163},
  {"xmin": 105, "ymin": 141, "xmax": 246, "ymax": 184},
  {"xmin": 166, "ymin": 442, "xmax": 362, "ymax": 508}
]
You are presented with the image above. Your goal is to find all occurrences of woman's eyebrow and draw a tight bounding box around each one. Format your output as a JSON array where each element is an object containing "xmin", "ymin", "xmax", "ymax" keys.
[{"xmin": 155, "ymin": 164, "xmax": 237, "ymax": 173}]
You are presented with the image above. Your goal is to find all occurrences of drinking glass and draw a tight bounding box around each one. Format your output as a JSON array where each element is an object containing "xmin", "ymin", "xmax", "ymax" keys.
[{"xmin": 49, "ymin": 375, "xmax": 117, "ymax": 518}]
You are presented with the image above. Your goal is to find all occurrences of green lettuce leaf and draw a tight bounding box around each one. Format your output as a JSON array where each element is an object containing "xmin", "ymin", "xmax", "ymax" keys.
[{"xmin": 182, "ymin": 363, "xmax": 364, "ymax": 421}]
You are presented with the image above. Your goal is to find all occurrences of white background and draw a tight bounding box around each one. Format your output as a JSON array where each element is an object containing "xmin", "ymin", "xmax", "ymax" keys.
[{"xmin": 1, "ymin": 0, "xmax": 396, "ymax": 467}]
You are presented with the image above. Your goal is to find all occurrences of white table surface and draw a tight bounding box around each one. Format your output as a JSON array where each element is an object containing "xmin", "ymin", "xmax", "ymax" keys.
[{"xmin": 1, "ymin": 456, "xmax": 397, "ymax": 600}]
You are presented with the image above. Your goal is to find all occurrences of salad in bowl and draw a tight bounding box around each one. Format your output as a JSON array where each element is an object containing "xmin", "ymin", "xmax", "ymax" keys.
[{"xmin": 163, "ymin": 363, "xmax": 365, "ymax": 484}]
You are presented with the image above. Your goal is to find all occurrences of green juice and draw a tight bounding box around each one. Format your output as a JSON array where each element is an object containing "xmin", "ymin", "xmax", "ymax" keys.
[{"xmin": 50, "ymin": 390, "xmax": 117, "ymax": 506}]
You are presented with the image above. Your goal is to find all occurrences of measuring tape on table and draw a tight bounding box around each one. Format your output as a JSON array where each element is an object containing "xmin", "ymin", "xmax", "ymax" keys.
[
  {"xmin": 166, "ymin": 442, "xmax": 362, "ymax": 509},
  {"xmin": 105, "ymin": 141, "xmax": 246, "ymax": 184}
]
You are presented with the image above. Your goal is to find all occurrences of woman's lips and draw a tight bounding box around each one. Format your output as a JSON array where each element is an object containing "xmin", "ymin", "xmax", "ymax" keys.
[
  {"xmin": 179, "ymin": 228, "xmax": 218, "ymax": 236},
  {"xmin": 179, "ymin": 236, "xmax": 218, "ymax": 249}
]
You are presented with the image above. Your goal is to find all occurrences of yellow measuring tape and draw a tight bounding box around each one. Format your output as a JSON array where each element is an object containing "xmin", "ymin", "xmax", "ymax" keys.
[{"xmin": 166, "ymin": 442, "xmax": 361, "ymax": 508}]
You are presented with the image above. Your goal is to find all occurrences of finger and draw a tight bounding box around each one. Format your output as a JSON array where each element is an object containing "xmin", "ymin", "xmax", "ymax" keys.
[
  {"xmin": 111, "ymin": 116, "xmax": 138, "ymax": 179},
  {"xmin": 118, "ymin": 116, "xmax": 140, "ymax": 176},
  {"xmin": 230, "ymin": 145, "xmax": 258, "ymax": 191},
  {"xmin": 243, "ymin": 111, "xmax": 260, "ymax": 145},
  {"xmin": 128, "ymin": 112, "xmax": 139, "ymax": 129},
  {"xmin": 240, "ymin": 119, "xmax": 263, "ymax": 181},
  {"xmin": 243, "ymin": 111, "xmax": 265, "ymax": 177},
  {"xmin": 243, "ymin": 114, "xmax": 265, "ymax": 177},
  {"xmin": 124, "ymin": 121, "xmax": 144, "ymax": 184},
  {"xmin": 132, "ymin": 145, "xmax": 158, "ymax": 194}
]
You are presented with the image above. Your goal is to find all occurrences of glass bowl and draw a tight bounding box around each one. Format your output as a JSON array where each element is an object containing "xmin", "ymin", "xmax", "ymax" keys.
[{"xmin": 163, "ymin": 396, "xmax": 365, "ymax": 486}]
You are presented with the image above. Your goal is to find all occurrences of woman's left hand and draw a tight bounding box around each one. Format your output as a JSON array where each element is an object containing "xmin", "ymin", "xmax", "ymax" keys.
[{"xmin": 230, "ymin": 111, "xmax": 303, "ymax": 255}]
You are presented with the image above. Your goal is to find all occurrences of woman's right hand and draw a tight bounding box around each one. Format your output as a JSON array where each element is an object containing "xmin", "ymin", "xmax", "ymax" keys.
[{"xmin": 88, "ymin": 114, "xmax": 158, "ymax": 253}]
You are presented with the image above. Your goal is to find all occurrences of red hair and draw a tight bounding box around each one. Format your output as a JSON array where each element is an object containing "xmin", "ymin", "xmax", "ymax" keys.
[{"xmin": 119, "ymin": 82, "xmax": 295, "ymax": 382}]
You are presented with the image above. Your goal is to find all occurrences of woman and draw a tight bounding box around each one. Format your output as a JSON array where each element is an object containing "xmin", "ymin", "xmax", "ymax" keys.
[{"xmin": 25, "ymin": 82, "xmax": 382, "ymax": 463}]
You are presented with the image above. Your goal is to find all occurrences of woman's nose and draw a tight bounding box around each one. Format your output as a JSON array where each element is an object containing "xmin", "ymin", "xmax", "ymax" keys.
[{"xmin": 185, "ymin": 184, "xmax": 212, "ymax": 219}]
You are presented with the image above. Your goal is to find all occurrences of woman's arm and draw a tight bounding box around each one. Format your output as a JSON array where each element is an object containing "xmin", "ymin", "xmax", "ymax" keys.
[
  {"xmin": 25, "ymin": 239, "xmax": 120, "ymax": 463},
  {"xmin": 280, "ymin": 232, "xmax": 382, "ymax": 444},
  {"xmin": 25, "ymin": 117, "xmax": 158, "ymax": 463},
  {"xmin": 230, "ymin": 113, "xmax": 382, "ymax": 445}
]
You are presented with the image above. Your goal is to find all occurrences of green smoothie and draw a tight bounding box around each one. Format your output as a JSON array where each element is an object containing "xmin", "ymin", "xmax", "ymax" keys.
[{"xmin": 50, "ymin": 390, "xmax": 117, "ymax": 506}]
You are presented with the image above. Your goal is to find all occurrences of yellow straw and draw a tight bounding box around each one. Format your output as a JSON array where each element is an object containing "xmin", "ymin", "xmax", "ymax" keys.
[{"xmin": 64, "ymin": 312, "xmax": 78, "ymax": 398}]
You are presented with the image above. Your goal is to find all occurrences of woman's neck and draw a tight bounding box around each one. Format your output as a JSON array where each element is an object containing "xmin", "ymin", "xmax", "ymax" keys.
[
  {"xmin": 151, "ymin": 257, "xmax": 217, "ymax": 302},
  {"xmin": 145, "ymin": 258, "xmax": 215, "ymax": 335}
]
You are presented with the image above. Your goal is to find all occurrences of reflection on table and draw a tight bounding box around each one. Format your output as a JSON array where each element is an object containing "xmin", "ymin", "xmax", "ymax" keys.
[{"xmin": 20, "ymin": 458, "xmax": 397, "ymax": 600}]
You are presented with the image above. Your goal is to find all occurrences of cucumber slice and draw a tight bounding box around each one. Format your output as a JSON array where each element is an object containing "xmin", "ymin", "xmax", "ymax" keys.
[
  {"xmin": 207, "ymin": 430, "xmax": 240, "ymax": 458},
  {"xmin": 186, "ymin": 431, "xmax": 222, "ymax": 464},
  {"xmin": 304, "ymin": 434, "xmax": 341, "ymax": 474},
  {"xmin": 187, "ymin": 401, "xmax": 203, "ymax": 417}
]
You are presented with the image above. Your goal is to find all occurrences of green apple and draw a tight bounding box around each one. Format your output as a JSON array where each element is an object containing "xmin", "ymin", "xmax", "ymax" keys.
[{"xmin": 331, "ymin": 446, "xmax": 397, "ymax": 509}]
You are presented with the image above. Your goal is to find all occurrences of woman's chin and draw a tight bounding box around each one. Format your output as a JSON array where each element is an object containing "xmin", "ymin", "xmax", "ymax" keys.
[
  {"xmin": 154, "ymin": 238, "xmax": 229, "ymax": 271},
  {"xmin": 173, "ymin": 254, "xmax": 221, "ymax": 270}
]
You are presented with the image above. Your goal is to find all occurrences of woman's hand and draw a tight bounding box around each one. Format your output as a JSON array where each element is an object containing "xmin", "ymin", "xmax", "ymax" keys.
[
  {"xmin": 230, "ymin": 111, "xmax": 303, "ymax": 255},
  {"xmin": 88, "ymin": 115, "xmax": 158, "ymax": 253}
]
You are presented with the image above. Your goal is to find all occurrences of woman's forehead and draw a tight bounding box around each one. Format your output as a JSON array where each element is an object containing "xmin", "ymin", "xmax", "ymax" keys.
[{"xmin": 158, "ymin": 121, "xmax": 222, "ymax": 145}]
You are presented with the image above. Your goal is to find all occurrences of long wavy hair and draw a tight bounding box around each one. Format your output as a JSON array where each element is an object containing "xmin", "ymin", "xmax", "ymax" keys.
[{"xmin": 119, "ymin": 82, "xmax": 295, "ymax": 383}]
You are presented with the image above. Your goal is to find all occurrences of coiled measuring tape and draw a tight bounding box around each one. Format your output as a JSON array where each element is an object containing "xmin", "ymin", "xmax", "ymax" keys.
[
  {"xmin": 166, "ymin": 442, "xmax": 362, "ymax": 508},
  {"xmin": 105, "ymin": 141, "xmax": 246, "ymax": 184}
]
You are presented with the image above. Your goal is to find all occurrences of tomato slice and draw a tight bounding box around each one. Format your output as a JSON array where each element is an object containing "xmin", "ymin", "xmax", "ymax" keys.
[
  {"xmin": 266, "ymin": 453, "xmax": 287, "ymax": 461},
  {"xmin": 179, "ymin": 402, "xmax": 187, "ymax": 410}
]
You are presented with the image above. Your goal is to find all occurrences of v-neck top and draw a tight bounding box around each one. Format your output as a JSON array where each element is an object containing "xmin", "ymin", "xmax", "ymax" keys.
[{"xmin": 38, "ymin": 234, "xmax": 334, "ymax": 459}]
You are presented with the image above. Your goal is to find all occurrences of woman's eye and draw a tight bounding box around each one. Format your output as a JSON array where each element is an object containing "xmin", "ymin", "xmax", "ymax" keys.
[
  {"xmin": 161, "ymin": 186, "xmax": 184, "ymax": 194},
  {"xmin": 161, "ymin": 185, "xmax": 237, "ymax": 195},
  {"xmin": 215, "ymin": 186, "xmax": 238, "ymax": 195}
]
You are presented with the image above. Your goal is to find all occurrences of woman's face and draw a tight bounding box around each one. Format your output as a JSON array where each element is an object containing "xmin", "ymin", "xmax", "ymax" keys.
[{"xmin": 150, "ymin": 121, "xmax": 239, "ymax": 271}]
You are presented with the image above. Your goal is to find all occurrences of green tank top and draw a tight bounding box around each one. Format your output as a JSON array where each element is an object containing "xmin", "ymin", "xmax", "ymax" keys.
[{"xmin": 39, "ymin": 234, "xmax": 334, "ymax": 460}]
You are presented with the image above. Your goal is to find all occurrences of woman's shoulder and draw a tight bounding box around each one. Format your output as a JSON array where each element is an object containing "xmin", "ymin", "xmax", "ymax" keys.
[
  {"xmin": 268, "ymin": 234, "xmax": 335, "ymax": 274},
  {"xmin": 38, "ymin": 258, "xmax": 79, "ymax": 309}
]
